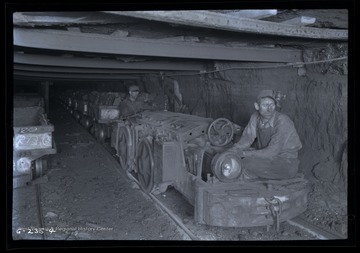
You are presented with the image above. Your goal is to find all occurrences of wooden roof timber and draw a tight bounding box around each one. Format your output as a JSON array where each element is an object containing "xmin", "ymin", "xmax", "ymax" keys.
[
  {"xmin": 14, "ymin": 63, "xmax": 187, "ymax": 74},
  {"xmin": 14, "ymin": 70, "xmax": 141, "ymax": 80},
  {"xmin": 224, "ymin": 10, "xmax": 278, "ymax": 19},
  {"xmin": 14, "ymin": 52, "xmax": 207, "ymax": 71},
  {"xmin": 104, "ymin": 11, "xmax": 348, "ymax": 41},
  {"xmin": 14, "ymin": 28, "xmax": 302, "ymax": 63},
  {"xmin": 13, "ymin": 12, "xmax": 136, "ymax": 26},
  {"xmin": 281, "ymin": 16, "xmax": 316, "ymax": 26}
]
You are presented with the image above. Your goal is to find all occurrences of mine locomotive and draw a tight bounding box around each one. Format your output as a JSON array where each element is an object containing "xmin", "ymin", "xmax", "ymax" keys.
[{"xmin": 110, "ymin": 110, "xmax": 310, "ymax": 228}]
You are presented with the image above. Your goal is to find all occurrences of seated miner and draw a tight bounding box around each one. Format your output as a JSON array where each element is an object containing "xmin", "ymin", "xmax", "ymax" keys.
[
  {"xmin": 119, "ymin": 84, "xmax": 156, "ymax": 117},
  {"xmin": 227, "ymin": 89, "xmax": 302, "ymax": 180}
]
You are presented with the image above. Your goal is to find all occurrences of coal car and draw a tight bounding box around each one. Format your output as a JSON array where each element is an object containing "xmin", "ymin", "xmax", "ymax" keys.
[
  {"xmin": 13, "ymin": 94, "xmax": 57, "ymax": 188},
  {"xmin": 87, "ymin": 91, "xmax": 126, "ymax": 142}
]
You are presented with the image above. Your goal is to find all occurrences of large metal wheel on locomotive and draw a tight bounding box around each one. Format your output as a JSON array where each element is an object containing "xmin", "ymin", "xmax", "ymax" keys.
[{"xmin": 111, "ymin": 110, "xmax": 310, "ymax": 228}]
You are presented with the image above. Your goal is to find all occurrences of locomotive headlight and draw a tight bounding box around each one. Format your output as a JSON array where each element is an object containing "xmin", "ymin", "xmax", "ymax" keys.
[{"xmin": 211, "ymin": 152, "xmax": 242, "ymax": 182}]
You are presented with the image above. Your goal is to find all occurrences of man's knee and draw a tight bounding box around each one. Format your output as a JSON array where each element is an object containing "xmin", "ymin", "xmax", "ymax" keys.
[{"xmin": 240, "ymin": 157, "xmax": 299, "ymax": 180}]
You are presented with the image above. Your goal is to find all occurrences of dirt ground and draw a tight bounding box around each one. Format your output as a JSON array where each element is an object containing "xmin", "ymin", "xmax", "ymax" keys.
[{"xmin": 10, "ymin": 103, "xmax": 349, "ymax": 247}]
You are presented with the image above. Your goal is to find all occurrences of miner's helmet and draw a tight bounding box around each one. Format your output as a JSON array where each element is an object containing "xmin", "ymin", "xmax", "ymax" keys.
[
  {"xmin": 257, "ymin": 89, "xmax": 276, "ymax": 102},
  {"xmin": 128, "ymin": 85, "xmax": 140, "ymax": 93}
]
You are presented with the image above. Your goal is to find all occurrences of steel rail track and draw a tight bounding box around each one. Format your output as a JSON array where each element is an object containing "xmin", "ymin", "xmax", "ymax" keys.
[
  {"xmin": 287, "ymin": 215, "xmax": 347, "ymax": 240},
  {"xmin": 35, "ymin": 184, "xmax": 46, "ymax": 240},
  {"xmin": 126, "ymin": 171, "xmax": 200, "ymax": 240}
]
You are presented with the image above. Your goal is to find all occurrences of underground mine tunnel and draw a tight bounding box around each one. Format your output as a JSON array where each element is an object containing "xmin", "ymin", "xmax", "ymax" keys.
[{"xmin": 9, "ymin": 8, "xmax": 351, "ymax": 244}]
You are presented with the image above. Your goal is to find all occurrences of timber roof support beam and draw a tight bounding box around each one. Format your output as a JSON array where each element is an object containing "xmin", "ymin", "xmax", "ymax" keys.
[
  {"xmin": 104, "ymin": 11, "xmax": 348, "ymax": 40},
  {"xmin": 14, "ymin": 28, "xmax": 302, "ymax": 63},
  {"xmin": 14, "ymin": 70, "xmax": 141, "ymax": 80},
  {"xmin": 14, "ymin": 52, "xmax": 207, "ymax": 71}
]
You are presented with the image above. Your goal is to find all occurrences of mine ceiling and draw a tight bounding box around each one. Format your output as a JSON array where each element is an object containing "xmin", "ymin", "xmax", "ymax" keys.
[{"xmin": 12, "ymin": 10, "xmax": 348, "ymax": 81}]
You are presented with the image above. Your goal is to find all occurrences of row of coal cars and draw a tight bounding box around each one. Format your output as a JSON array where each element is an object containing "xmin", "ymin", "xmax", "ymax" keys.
[
  {"xmin": 58, "ymin": 90, "xmax": 127, "ymax": 143},
  {"xmin": 57, "ymin": 89, "xmax": 310, "ymax": 229}
]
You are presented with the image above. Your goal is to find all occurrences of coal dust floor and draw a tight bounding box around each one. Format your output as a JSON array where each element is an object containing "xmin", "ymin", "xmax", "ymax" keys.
[{"xmin": 12, "ymin": 104, "xmax": 188, "ymax": 241}]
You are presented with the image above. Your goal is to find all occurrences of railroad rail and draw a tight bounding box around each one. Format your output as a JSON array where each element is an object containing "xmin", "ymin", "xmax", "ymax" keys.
[{"xmin": 288, "ymin": 215, "xmax": 347, "ymax": 240}]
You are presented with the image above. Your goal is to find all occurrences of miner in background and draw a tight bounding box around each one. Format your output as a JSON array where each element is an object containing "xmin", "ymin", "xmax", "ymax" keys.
[
  {"xmin": 227, "ymin": 89, "xmax": 302, "ymax": 180},
  {"xmin": 119, "ymin": 84, "xmax": 156, "ymax": 117}
]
